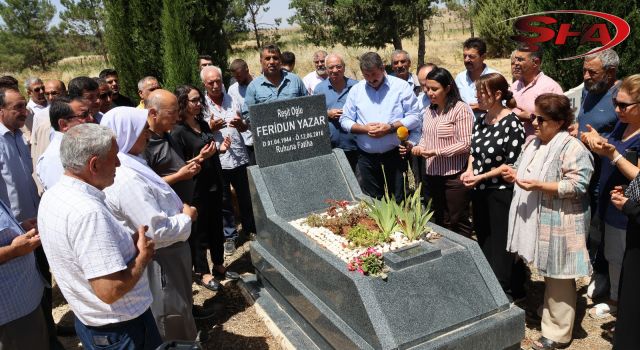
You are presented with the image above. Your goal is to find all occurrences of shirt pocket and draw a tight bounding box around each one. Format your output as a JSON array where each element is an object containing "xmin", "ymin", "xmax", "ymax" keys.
[{"xmin": 438, "ymin": 122, "xmax": 455, "ymax": 139}]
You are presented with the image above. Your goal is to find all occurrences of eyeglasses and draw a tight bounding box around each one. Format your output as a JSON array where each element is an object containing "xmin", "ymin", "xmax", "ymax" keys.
[
  {"xmin": 530, "ymin": 113, "xmax": 550, "ymax": 124},
  {"xmin": 99, "ymin": 92, "xmax": 113, "ymax": 99},
  {"xmin": 66, "ymin": 111, "xmax": 92, "ymax": 121},
  {"xmin": 31, "ymin": 87, "xmax": 44, "ymax": 93},
  {"xmin": 612, "ymin": 98, "xmax": 640, "ymax": 112},
  {"xmin": 327, "ymin": 64, "xmax": 344, "ymax": 70},
  {"xmin": 188, "ymin": 97, "xmax": 201, "ymax": 104}
]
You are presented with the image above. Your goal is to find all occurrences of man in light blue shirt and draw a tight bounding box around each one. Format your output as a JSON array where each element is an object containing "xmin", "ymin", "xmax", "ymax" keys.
[
  {"xmin": 340, "ymin": 52, "xmax": 421, "ymax": 201},
  {"xmin": 0, "ymin": 198, "xmax": 48, "ymax": 349},
  {"xmin": 314, "ymin": 53, "xmax": 359, "ymax": 171},
  {"xmin": 242, "ymin": 44, "xmax": 307, "ymax": 121},
  {"xmin": 454, "ymin": 38, "xmax": 498, "ymax": 117}
]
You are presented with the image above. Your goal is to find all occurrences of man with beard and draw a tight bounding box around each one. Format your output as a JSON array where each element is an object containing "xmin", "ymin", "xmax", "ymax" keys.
[
  {"xmin": 391, "ymin": 50, "xmax": 420, "ymax": 95},
  {"xmin": 303, "ymin": 50, "xmax": 328, "ymax": 95},
  {"xmin": 454, "ymin": 38, "xmax": 499, "ymax": 117}
]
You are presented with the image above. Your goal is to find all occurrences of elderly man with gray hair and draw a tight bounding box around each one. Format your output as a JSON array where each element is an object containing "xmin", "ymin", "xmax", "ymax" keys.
[
  {"xmin": 391, "ymin": 50, "xmax": 420, "ymax": 94},
  {"xmin": 136, "ymin": 76, "xmax": 161, "ymax": 109},
  {"xmin": 303, "ymin": 50, "xmax": 328, "ymax": 94},
  {"xmin": 38, "ymin": 123, "xmax": 161, "ymax": 350}
]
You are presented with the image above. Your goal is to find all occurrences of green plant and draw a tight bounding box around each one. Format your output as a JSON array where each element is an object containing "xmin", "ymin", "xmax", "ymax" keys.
[
  {"xmin": 305, "ymin": 213, "xmax": 326, "ymax": 227},
  {"xmin": 365, "ymin": 165, "xmax": 400, "ymax": 238},
  {"xmin": 396, "ymin": 183, "xmax": 434, "ymax": 241},
  {"xmin": 347, "ymin": 247, "xmax": 388, "ymax": 280},
  {"xmin": 346, "ymin": 224, "xmax": 388, "ymax": 247}
]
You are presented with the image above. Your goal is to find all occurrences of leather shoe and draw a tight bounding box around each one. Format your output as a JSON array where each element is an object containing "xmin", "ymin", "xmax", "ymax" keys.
[
  {"xmin": 196, "ymin": 277, "xmax": 222, "ymax": 292},
  {"xmin": 214, "ymin": 270, "xmax": 240, "ymax": 281}
]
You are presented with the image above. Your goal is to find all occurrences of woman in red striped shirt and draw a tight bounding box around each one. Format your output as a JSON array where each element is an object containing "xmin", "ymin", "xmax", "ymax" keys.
[{"xmin": 412, "ymin": 67, "xmax": 474, "ymax": 237}]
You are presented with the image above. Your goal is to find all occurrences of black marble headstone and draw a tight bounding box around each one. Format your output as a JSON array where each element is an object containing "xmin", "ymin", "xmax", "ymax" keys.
[{"xmin": 248, "ymin": 95, "xmax": 332, "ymax": 168}]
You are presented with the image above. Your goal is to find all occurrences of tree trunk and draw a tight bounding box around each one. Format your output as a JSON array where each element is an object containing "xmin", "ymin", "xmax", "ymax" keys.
[
  {"xmin": 469, "ymin": 17, "xmax": 474, "ymax": 37},
  {"xmin": 249, "ymin": 6, "xmax": 261, "ymax": 49},
  {"xmin": 417, "ymin": 16, "xmax": 425, "ymax": 66},
  {"xmin": 392, "ymin": 32, "xmax": 402, "ymax": 50}
]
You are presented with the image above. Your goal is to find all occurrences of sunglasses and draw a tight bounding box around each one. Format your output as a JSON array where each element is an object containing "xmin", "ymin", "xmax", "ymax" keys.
[
  {"xmin": 31, "ymin": 87, "xmax": 44, "ymax": 93},
  {"xmin": 612, "ymin": 98, "xmax": 640, "ymax": 112},
  {"xmin": 530, "ymin": 113, "xmax": 550, "ymax": 124}
]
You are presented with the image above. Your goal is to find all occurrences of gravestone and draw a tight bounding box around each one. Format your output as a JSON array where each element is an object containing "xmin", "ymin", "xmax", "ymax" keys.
[{"xmin": 246, "ymin": 95, "xmax": 524, "ymax": 349}]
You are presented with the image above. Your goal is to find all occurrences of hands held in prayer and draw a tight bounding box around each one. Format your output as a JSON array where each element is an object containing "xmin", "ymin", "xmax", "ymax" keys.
[
  {"xmin": 611, "ymin": 186, "xmax": 629, "ymax": 210},
  {"xmin": 220, "ymin": 136, "xmax": 231, "ymax": 153},
  {"xmin": 176, "ymin": 161, "xmax": 201, "ymax": 181},
  {"xmin": 461, "ymin": 170, "xmax": 483, "ymax": 188},
  {"xmin": 581, "ymin": 124, "xmax": 616, "ymax": 158},
  {"xmin": 229, "ymin": 114, "xmax": 248, "ymax": 132},
  {"xmin": 366, "ymin": 122, "xmax": 391, "ymax": 138},
  {"xmin": 327, "ymin": 109, "xmax": 343, "ymax": 120},
  {"xmin": 410, "ymin": 146, "xmax": 436, "ymax": 158},
  {"xmin": 209, "ymin": 118, "xmax": 226, "ymax": 132},
  {"xmin": 501, "ymin": 164, "xmax": 517, "ymax": 183},
  {"xmin": 197, "ymin": 141, "xmax": 217, "ymax": 161},
  {"xmin": 11, "ymin": 228, "xmax": 41, "ymax": 257},
  {"xmin": 182, "ymin": 203, "xmax": 198, "ymax": 221},
  {"xmin": 133, "ymin": 225, "xmax": 154, "ymax": 263}
]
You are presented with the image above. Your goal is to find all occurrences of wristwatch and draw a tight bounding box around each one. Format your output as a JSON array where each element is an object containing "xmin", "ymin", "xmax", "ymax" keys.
[{"xmin": 388, "ymin": 122, "xmax": 397, "ymax": 134}]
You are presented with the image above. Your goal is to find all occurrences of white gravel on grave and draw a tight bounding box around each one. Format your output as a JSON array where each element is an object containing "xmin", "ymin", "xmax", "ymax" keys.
[{"xmin": 289, "ymin": 216, "xmax": 420, "ymax": 263}]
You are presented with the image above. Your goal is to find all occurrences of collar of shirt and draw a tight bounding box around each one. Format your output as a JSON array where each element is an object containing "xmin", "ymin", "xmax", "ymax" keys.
[
  {"xmin": 465, "ymin": 64, "xmax": 493, "ymax": 83},
  {"xmin": 365, "ymin": 75, "xmax": 392, "ymax": 93},
  {"xmin": 27, "ymin": 99, "xmax": 47, "ymax": 111},
  {"xmin": 516, "ymin": 71, "xmax": 545, "ymax": 91},
  {"xmin": 328, "ymin": 77, "xmax": 357, "ymax": 91},
  {"xmin": 59, "ymin": 175, "xmax": 107, "ymax": 202},
  {"xmin": 258, "ymin": 69, "xmax": 292, "ymax": 89},
  {"xmin": 0, "ymin": 121, "xmax": 19, "ymax": 136}
]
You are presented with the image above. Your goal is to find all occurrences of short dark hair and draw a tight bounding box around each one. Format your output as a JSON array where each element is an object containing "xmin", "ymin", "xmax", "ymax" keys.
[
  {"xmin": 0, "ymin": 76, "xmax": 19, "ymax": 90},
  {"xmin": 517, "ymin": 44, "xmax": 544, "ymax": 62},
  {"xmin": 198, "ymin": 54, "xmax": 212, "ymax": 62},
  {"xmin": 359, "ymin": 52, "xmax": 384, "ymax": 71},
  {"xmin": 281, "ymin": 51, "xmax": 295, "ymax": 65},
  {"xmin": 99, "ymin": 69, "xmax": 118, "ymax": 79},
  {"xmin": 229, "ymin": 58, "xmax": 248, "ymax": 71},
  {"xmin": 260, "ymin": 44, "xmax": 281, "ymax": 59},
  {"xmin": 535, "ymin": 93, "xmax": 574, "ymax": 130},
  {"xmin": 463, "ymin": 37, "xmax": 487, "ymax": 56},
  {"xmin": 427, "ymin": 67, "xmax": 462, "ymax": 113},
  {"xmin": 49, "ymin": 97, "xmax": 74, "ymax": 131},
  {"xmin": 68, "ymin": 76, "xmax": 99, "ymax": 98},
  {"xmin": 94, "ymin": 77, "xmax": 108, "ymax": 86}
]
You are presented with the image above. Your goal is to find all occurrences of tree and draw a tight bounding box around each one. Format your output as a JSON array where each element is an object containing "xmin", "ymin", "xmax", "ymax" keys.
[
  {"xmin": 289, "ymin": 0, "xmax": 436, "ymax": 51},
  {"xmin": 444, "ymin": 0, "xmax": 476, "ymax": 37},
  {"xmin": 0, "ymin": 0, "xmax": 58, "ymax": 70},
  {"xmin": 161, "ymin": 0, "xmax": 198, "ymax": 92},
  {"xmin": 231, "ymin": 0, "xmax": 281, "ymax": 49},
  {"xmin": 59, "ymin": 0, "xmax": 107, "ymax": 62},
  {"xmin": 526, "ymin": 0, "xmax": 640, "ymax": 90},
  {"xmin": 474, "ymin": 0, "xmax": 527, "ymax": 57}
]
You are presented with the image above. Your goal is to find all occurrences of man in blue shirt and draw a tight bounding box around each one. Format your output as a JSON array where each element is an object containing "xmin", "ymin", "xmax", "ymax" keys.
[
  {"xmin": 242, "ymin": 44, "xmax": 307, "ymax": 121},
  {"xmin": 390, "ymin": 50, "xmax": 420, "ymax": 95},
  {"xmin": 0, "ymin": 198, "xmax": 48, "ymax": 349},
  {"xmin": 314, "ymin": 53, "xmax": 359, "ymax": 171},
  {"xmin": 340, "ymin": 52, "xmax": 421, "ymax": 201},
  {"xmin": 454, "ymin": 38, "xmax": 498, "ymax": 118}
]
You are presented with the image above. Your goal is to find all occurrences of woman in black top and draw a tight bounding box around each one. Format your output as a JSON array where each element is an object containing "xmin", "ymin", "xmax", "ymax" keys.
[
  {"xmin": 460, "ymin": 73, "xmax": 526, "ymax": 300},
  {"xmin": 172, "ymin": 85, "xmax": 235, "ymax": 291}
]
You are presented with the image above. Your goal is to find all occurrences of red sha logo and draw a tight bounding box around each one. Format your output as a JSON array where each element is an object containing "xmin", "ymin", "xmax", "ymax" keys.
[{"xmin": 509, "ymin": 10, "xmax": 630, "ymax": 60}]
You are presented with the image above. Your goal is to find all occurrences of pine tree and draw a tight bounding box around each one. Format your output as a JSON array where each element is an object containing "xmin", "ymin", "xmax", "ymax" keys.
[
  {"xmin": 474, "ymin": 0, "xmax": 527, "ymax": 57},
  {"xmin": 161, "ymin": 0, "xmax": 198, "ymax": 92}
]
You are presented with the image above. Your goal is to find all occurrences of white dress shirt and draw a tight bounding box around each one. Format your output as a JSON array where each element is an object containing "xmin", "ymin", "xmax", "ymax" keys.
[
  {"xmin": 36, "ymin": 131, "xmax": 64, "ymax": 191},
  {"xmin": 104, "ymin": 165, "xmax": 191, "ymax": 249},
  {"xmin": 38, "ymin": 175, "xmax": 152, "ymax": 326}
]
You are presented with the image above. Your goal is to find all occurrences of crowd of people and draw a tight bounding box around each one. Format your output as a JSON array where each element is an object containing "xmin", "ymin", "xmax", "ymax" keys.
[{"xmin": 0, "ymin": 37, "xmax": 638, "ymax": 350}]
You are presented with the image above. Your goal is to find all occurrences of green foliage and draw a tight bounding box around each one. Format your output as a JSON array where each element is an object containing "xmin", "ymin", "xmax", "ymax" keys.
[
  {"xmin": 161, "ymin": 0, "xmax": 198, "ymax": 92},
  {"xmin": 305, "ymin": 213, "xmax": 326, "ymax": 227},
  {"xmin": 526, "ymin": 1, "xmax": 640, "ymax": 90},
  {"xmin": 395, "ymin": 183, "xmax": 434, "ymax": 241},
  {"xmin": 0, "ymin": 0, "xmax": 58, "ymax": 70},
  {"xmin": 59, "ymin": 0, "xmax": 107, "ymax": 60},
  {"xmin": 346, "ymin": 224, "xmax": 388, "ymax": 247},
  {"xmin": 474, "ymin": 0, "xmax": 527, "ymax": 57},
  {"xmin": 289, "ymin": 0, "xmax": 434, "ymax": 50},
  {"xmin": 365, "ymin": 190, "xmax": 399, "ymax": 239},
  {"xmin": 347, "ymin": 248, "xmax": 387, "ymax": 279}
]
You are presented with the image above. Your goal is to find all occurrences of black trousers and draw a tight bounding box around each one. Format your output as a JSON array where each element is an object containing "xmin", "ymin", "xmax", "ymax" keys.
[
  {"xmin": 36, "ymin": 247, "xmax": 65, "ymax": 350},
  {"xmin": 472, "ymin": 188, "xmax": 526, "ymax": 297},
  {"xmin": 356, "ymin": 148, "xmax": 407, "ymax": 201},
  {"xmin": 222, "ymin": 164, "xmax": 256, "ymax": 235},
  {"xmin": 423, "ymin": 172, "xmax": 472, "ymax": 237},
  {"xmin": 191, "ymin": 190, "xmax": 224, "ymax": 273}
]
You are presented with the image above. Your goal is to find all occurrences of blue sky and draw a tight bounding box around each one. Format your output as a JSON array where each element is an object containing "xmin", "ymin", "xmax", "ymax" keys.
[{"xmin": 49, "ymin": 0, "xmax": 295, "ymax": 27}]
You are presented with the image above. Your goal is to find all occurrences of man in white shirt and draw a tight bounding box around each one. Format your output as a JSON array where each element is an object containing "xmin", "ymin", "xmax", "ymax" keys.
[
  {"xmin": 391, "ymin": 50, "xmax": 420, "ymax": 94},
  {"xmin": 302, "ymin": 50, "xmax": 328, "ymax": 95},
  {"xmin": 454, "ymin": 38, "xmax": 499, "ymax": 117},
  {"xmin": 36, "ymin": 97, "xmax": 94, "ymax": 191},
  {"xmin": 38, "ymin": 123, "xmax": 160, "ymax": 350},
  {"xmin": 228, "ymin": 58, "xmax": 255, "ymax": 164}
]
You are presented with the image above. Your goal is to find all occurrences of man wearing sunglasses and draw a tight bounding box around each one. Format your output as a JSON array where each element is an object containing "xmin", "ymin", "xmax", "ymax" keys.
[{"xmin": 25, "ymin": 77, "xmax": 48, "ymax": 113}]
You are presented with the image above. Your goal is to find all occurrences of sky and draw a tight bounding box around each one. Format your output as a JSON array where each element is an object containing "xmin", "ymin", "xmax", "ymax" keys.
[{"xmin": 49, "ymin": 0, "xmax": 295, "ymax": 27}]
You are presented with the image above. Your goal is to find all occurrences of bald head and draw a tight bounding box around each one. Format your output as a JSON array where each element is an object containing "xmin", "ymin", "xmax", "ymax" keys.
[
  {"xmin": 326, "ymin": 53, "xmax": 346, "ymax": 83},
  {"xmin": 146, "ymin": 89, "xmax": 179, "ymax": 133},
  {"xmin": 44, "ymin": 79, "xmax": 66, "ymax": 102}
]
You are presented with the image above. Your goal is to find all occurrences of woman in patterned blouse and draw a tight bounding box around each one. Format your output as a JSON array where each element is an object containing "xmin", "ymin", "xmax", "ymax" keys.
[
  {"xmin": 460, "ymin": 73, "xmax": 526, "ymax": 301},
  {"xmin": 502, "ymin": 93, "xmax": 593, "ymax": 350},
  {"xmin": 412, "ymin": 67, "xmax": 473, "ymax": 237}
]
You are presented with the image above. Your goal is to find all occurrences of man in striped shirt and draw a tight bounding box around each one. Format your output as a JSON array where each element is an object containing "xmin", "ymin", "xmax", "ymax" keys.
[{"xmin": 339, "ymin": 52, "xmax": 422, "ymax": 201}]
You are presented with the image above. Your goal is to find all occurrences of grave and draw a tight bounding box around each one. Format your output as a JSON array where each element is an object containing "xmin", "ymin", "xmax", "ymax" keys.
[{"xmin": 245, "ymin": 95, "xmax": 524, "ymax": 349}]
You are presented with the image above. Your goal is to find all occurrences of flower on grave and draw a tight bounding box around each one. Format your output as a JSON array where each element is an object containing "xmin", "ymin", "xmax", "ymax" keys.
[
  {"xmin": 347, "ymin": 262, "xmax": 356, "ymax": 271},
  {"xmin": 346, "ymin": 247, "xmax": 388, "ymax": 280}
]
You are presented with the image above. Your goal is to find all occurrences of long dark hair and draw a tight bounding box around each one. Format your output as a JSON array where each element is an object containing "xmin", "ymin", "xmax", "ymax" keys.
[
  {"xmin": 174, "ymin": 84, "xmax": 205, "ymax": 122},
  {"xmin": 427, "ymin": 67, "xmax": 461, "ymax": 113}
]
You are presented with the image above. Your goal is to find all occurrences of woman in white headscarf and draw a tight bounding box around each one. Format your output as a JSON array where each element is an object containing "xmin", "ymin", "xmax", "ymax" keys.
[{"xmin": 101, "ymin": 106, "xmax": 199, "ymax": 342}]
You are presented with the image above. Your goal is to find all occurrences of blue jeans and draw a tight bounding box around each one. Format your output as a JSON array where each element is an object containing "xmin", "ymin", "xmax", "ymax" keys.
[{"xmin": 75, "ymin": 309, "xmax": 162, "ymax": 350}]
